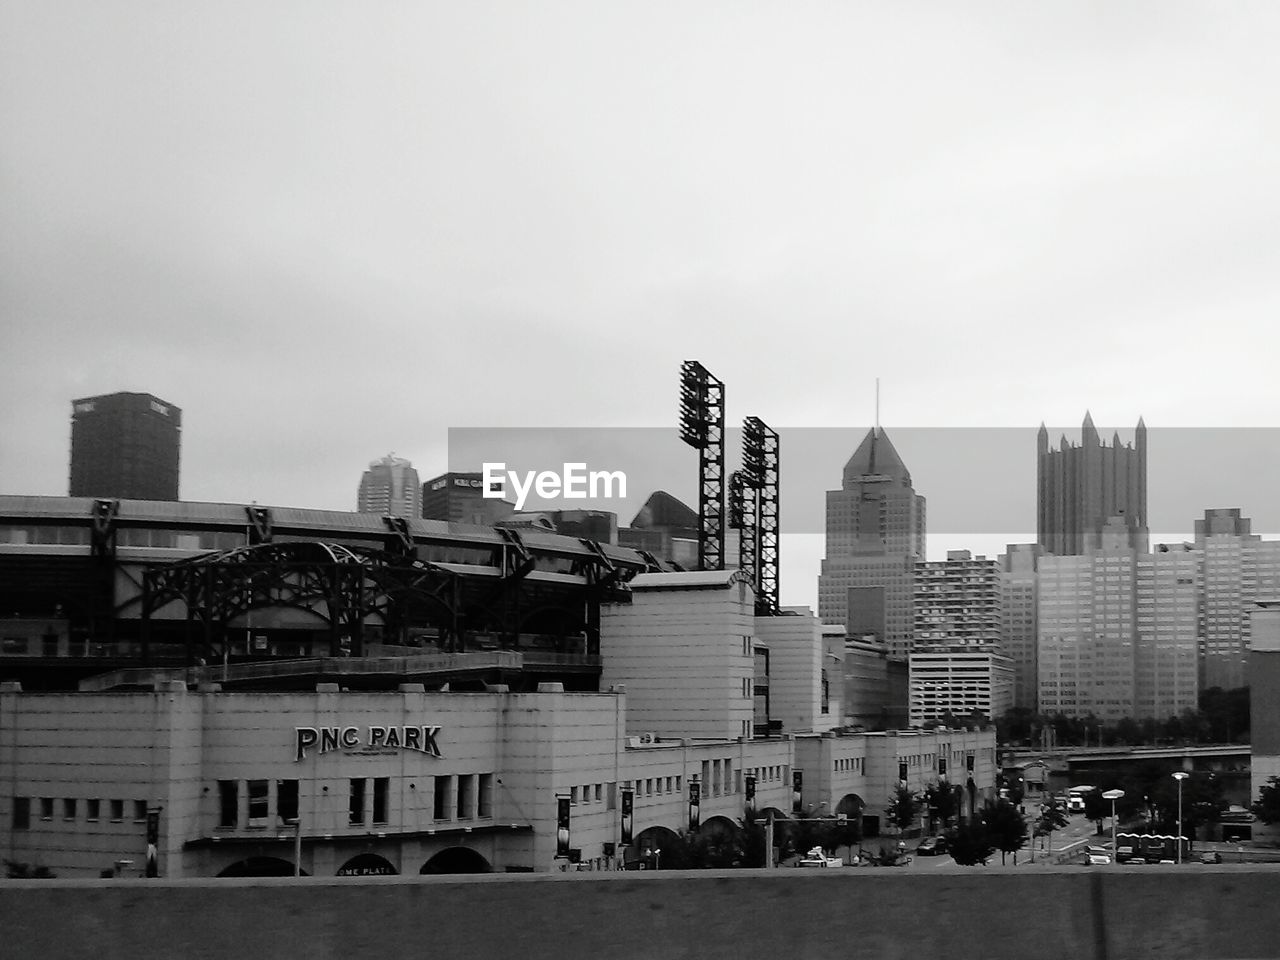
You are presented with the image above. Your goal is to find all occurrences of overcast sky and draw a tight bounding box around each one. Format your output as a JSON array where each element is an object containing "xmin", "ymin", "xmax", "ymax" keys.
[{"xmin": 4, "ymin": 2, "xmax": 1279, "ymax": 607}]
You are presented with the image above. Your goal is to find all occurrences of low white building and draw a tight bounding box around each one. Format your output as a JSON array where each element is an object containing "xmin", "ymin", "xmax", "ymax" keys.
[{"xmin": 909, "ymin": 648, "xmax": 1013, "ymax": 728}]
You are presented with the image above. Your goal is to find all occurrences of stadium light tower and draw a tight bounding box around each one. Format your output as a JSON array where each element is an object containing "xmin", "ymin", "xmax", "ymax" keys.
[
  {"xmin": 742, "ymin": 416, "xmax": 780, "ymax": 615},
  {"xmin": 678, "ymin": 361, "xmax": 726, "ymax": 571},
  {"xmin": 729, "ymin": 470, "xmax": 758, "ymax": 589}
]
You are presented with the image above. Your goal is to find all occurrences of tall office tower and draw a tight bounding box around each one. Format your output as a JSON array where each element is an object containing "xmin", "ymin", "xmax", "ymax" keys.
[
  {"xmin": 914, "ymin": 550, "xmax": 1000, "ymax": 649},
  {"xmin": 68, "ymin": 392, "xmax": 181, "ymax": 501},
  {"xmin": 356, "ymin": 455, "xmax": 421, "ymax": 518},
  {"xmin": 1037, "ymin": 413, "xmax": 1148, "ymax": 556},
  {"xmin": 998, "ymin": 544, "xmax": 1040, "ymax": 711},
  {"xmin": 1038, "ymin": 520, "xmax": 1200, "ymax": 721},
  {"xmin": 421, "ymin": 472, "xmax": 514, "ymax": 525},
  {"xmin": 1195, "ymin": 509, "xmax": 1280, "ymax": 690},
  {"xmin": 818, "ymin": 427, "xmax": 926, "ymax": 659},
  {"xmin": 1136, "ymin": 543, "xmax": 1201, "ymax": 719}
]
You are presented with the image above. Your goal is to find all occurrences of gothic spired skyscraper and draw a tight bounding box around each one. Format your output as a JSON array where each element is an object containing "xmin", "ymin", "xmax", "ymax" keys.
[
  {"xmin": 1037, "ymin": 413, "xmax": 1148, "ymax": 556},
  {"xmin": 818, "ymin": 427, "xmax": 925, "ymax": 659}
]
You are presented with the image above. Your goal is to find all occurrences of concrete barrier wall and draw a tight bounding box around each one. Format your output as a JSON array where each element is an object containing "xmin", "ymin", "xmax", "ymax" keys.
[{"xmin": 4, "ymin": 866, "xmax": 1280, "ymax": 960}]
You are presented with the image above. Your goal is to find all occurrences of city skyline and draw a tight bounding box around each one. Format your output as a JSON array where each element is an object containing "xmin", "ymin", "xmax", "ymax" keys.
[
  {"xmin": 10, "ymin": 398, "xmax": 1280, "ymax": 611},
  {"xmin": 6, "ymin": 4, "xmax": 1280, "ymax": 611}
]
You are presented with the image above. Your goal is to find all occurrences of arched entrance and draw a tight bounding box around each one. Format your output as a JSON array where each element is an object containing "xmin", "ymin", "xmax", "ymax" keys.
[
  {"xmin": 698, "ymin": 815, "xmax": 745, "ymax": 867},
  {"xmin": 633, "ymin": 825, "xmax": 681, "ymax": 869},
  {"xmin": 217, "ymin": 856, "xmax": 305, "ymax": 877},
  {"xmin": 835, "ymin": 793, "xmax": 867, "ymax": 848},
  {"xmin": 420, "ymin": 847, "xmax": 491, "ymax": 874},
  {"xmin": 701, "ymin": 815, "xmax": 741, "ymax": 839},
  {"xmin": 337, "ymin": 853, "xmax": 397, "ymax": 876}
]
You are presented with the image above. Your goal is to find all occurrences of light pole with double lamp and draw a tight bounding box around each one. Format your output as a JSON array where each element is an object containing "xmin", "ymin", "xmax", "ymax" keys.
[
  {"xmin": 1172, "ymin": 772, "xmax": 1189, "ymax": 863},
  {"xmin": 1102, "ymin": 789, "xmax": 1125, "ymax": 862}
]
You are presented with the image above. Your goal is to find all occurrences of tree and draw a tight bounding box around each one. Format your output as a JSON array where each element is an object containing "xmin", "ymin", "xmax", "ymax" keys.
[
  {"xmin": 945, "ymin": 819, "xmax": 995, "ymax": 866},
  {"xmin": 925, "ymin": 781, "xmax": 958, "ymax": 833},
  {"xmin": 1031, "ymin": 796, "xmax": 1070, "ymax": 862},
  {"xmin": 738, "ymin": 817, "xmax": 768, "ymax": 868},
  {"xmin": 1082, "ymin": 790, "xmax": 1109, "ymax": 836},
  {"xmin": 982, "ymin": 798, "xmax": 1028, "ymax": 865},
  {"xmin": 886, "ymin": 785, "xmax": 921, "ymax": 834},
  {"xmin": 1252, "ymin": 776, "xmax": 1280, "ymax": 825}
]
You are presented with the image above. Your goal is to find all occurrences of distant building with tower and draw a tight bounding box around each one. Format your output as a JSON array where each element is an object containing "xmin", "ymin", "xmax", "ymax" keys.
[
  {"xmin": 1037, "ymin": 413, "xmax": 1147, "ymax": 556},
  {"xmin": 356, "ymin": 455, "xmax": 421, "ymax": 519},
  {"xmin": 68, "ymin": 391, "xmax": 181, "ymax": 501},
  {"xmin": 818, "ymin": 427, "xmax": 926, "ymax": 660}
]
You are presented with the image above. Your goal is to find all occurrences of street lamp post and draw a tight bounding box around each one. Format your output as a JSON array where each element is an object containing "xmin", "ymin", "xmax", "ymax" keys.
[
  {"xmin": 1172, "ymin": 772, "xmax": 1189, "ymax": 864},
  {"xmin": 1102, "ymin": 789, "xmax": 1125, "ymax": 862}
]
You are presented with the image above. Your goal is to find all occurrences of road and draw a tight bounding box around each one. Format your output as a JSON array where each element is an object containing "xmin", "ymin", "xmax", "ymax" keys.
[{"xmin": 870, "ymin": 811, "xmax": 1113, "ymax": 871}]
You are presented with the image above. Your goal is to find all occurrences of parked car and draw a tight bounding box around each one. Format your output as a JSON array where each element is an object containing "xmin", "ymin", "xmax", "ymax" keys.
[
  {"xmin": 1085, "ymin": 846, "xmax": 1112, "ymax": 865},
  {"xmin": 796, "ymin": 846, "xmax": 843, "ymax": 868},
  {"xmin": 1199, "ymin": 851, "xmax": 1223, "ymax": 864},
  {"xmin": 916, "ymin": 836, "xmax": 949, "ymax": 857}
]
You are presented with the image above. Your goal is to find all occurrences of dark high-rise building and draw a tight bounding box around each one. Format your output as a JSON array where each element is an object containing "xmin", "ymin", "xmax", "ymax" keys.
[
  {"xmin": 68, "ymin": 392, "xmax": 181, "ymax": 501},
  {"xmin": 1037, "ymin": 413, "xmax": 1147, "ymax": 556},
  {"xmin": 421, "ymin": 472, "xmax": 514, "ymax": 525},
  {"xmin": 818, "ymin": 427, "xmax": 926, "ymax": 659}
]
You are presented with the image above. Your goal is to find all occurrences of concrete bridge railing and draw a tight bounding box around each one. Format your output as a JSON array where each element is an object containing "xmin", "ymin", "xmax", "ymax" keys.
[{"xmin": 4, "ymin": 865, "xmax": 1280, "ymax": 960}]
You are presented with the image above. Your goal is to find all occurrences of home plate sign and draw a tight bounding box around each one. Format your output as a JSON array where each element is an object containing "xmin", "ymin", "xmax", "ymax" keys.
[{"xmin": 294, "ymin": 725, "xmax": 442, "ymax": 761}]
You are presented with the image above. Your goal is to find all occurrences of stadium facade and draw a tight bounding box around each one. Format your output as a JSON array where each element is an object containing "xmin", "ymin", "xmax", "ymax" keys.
[{"xmin": 0, "ymin": 495, "xmax": 996, "ymax": 877}]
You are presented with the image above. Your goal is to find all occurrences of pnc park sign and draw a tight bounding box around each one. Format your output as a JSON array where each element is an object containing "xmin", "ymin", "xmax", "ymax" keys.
[{"xmin": 294, "ymin": 725, "xmax": 443, "ymax": 762}]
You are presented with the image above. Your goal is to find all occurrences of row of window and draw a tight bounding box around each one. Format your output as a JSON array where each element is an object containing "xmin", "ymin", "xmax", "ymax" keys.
[
  {"xmin": 12, "ymin": 797, "xmax": 148, "ymax": 830},
  {"xmin": 215, "ymin": 774, "xmax": 496, "ymax": 829}
]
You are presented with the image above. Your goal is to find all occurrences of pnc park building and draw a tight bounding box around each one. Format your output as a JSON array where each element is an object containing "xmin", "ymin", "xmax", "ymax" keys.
[{"xmin": 0, "ymin": 495, "xmax": 996, "ymax": 878}]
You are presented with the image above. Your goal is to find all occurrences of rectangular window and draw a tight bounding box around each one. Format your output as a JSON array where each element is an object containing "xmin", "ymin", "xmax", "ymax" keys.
[
  {"xmin": 373, "ymin": 777, "xmax": 389, "ymax": 825},
  {"xmin": 86, "ymin": 798, "xmax": 100, "ymax": 822},
  {"xmin": 433, "ymin": 775, "xmax": 451, "ymax": 821},
  {"xmin": 594, "ymin": 783, "xmax": 602, "ymax": 802},
  {"xmin": 457, "ymin": 774, "xmax": 474, "ymax": 820},
  {"xmin": 12, "ymin": 797, "xmax": 30, "ymax": 830},
  {"xmin": 479, "ymin": 774, "xmax": 494, "ymax": 818},
  {"xmin": 63, "ymin": 798, "xmax": 76, "ymax": 821},
  {"xmin": 133, "ymin": 800, "xmax": 148, "ymax": 823},
  {"xmin": 40, "ymin": 797, "xmax": 53, "ymax": 820},
  {"xmin": 110, "ymin": 799, "xmax": 124, "ymax": 822},
  {"xmin": 277, "ymin": 780, "xmax": 299, "ymax": 825},
  {"xmin": 247, "ymin": 781, "xmax": 268, "ymax": 826},
  {"xmin": 349, "ymin": 778, "xmax": 366, "ymax": 825},
  {"xmin": 218, "ymin": 781, "xmax": 238, "ymax": 828}
]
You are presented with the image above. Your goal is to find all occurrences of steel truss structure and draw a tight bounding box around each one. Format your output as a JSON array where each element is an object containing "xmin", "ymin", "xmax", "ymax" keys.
[
  {"xmin": 678, "ymin": 360, "xmax": 726, "ymax": 572},
  {"xmin": 742, "ymin": 417, "xmax": 780, "ymax": 615},
  {"xmin": 135, "ymin": 536, "xmax": 629, "ymax": 668},
  {"xmin": 729, "ymin": 470, "xmax": 758, "ymax": 594}
]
